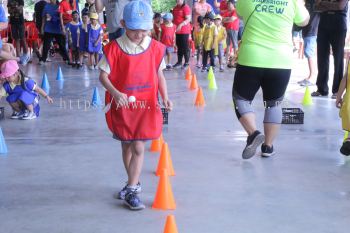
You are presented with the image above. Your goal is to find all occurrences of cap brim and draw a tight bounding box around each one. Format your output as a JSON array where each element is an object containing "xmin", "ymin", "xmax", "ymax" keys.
[{"xmin": 125, "ymin": 21, "xmax": 153, "ymax": 30}]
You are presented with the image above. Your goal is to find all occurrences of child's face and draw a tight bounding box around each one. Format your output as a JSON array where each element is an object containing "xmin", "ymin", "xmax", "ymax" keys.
[
  {"xmin": 154, "ymin": 17, "xmax": 161, "ymax": 23},
  {"xmin": 90, "ymin": 18, "xmax": 97, "ymax": 25},
  {"xmin": 73, "ymin": 13, "xmax": 79, "ymax": 21},
  {"xmin": 5, "ymin": 71, "xmax": 19, "ymax": 83},
  {"xmin": 126, "ymin": 28, "xmax": 149, "ymax": 44},
  {"xmin": 82, "ymin": 15, "xmax": 89, "ymax": 23},
  {"xmin": 214, "ymin": 19, "xmax": 221, "ymax": 26}
]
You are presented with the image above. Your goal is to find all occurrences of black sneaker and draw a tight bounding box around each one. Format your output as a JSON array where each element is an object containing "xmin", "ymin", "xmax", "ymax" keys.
[
  {"xmin": 182, "ymin": 63, "xmax": 189, "ymax": 69},
  {"xmin": 261, "ymin": 144, "xmax": 275, "ymax": 157},
  {"xmin": 172, "ymin": 63, "xmax": 182, "ymax": 69},
  {"xmin": 242, "ymin": 130, "xmax": 265, "ymax": 159},
  {"xmin": 340, "ymin": 141, "xmax": 350, "ymax": 156}
]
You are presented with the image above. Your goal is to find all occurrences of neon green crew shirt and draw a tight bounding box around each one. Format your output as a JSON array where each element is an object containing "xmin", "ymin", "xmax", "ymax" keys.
[{"xmin": 236, "ymin": 0, "xmax": 309, "ymax": 69}]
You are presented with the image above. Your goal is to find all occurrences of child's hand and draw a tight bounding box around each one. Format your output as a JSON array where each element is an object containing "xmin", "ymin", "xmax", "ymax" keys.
[
  {"xmin": 336, "ymin": 95, "xmax": 343, "ymax": 108},
  {"xmin": 113, "ymin": 91, "xmax": 128, "ymax": 107},
  {"xmin": 94, "ymin": 41, "xmax": 99, "ymax": 47},
  {"xmin": 46, "ymin": 96, "xmax": 54, "ymax": 104},
  {"xmin": 163, "ymin": 99, "xmax": 173, "ymax": 112}
]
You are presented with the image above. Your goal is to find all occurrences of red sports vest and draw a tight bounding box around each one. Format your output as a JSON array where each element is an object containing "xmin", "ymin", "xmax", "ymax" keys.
[{"xmin": 104, "ymin": 39, "xmax": 165, "ymax": 141}]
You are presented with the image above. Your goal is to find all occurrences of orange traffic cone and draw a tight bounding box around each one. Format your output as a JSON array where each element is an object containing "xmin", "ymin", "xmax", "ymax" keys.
[
  {"xmin": 163, "ymin": 215, "xmax": 179, "ymax": 233},
  {"xmin": 185, "ymin": 67, "xmax": 192, "ymax": 80},
  {"xmin": 156, "ymin": 142, "xmax": 175, "ymax": 176},
  {"xmin": 189, "ymin": 73, "xmax": 198, "ymax": 90},
  {"xmin": 152, "ymin": 169, "xmax": 176, "ymax": 210},
  {"xmin": 194, "ymin": 87, "xmax": 206, "ymax": 107},
  {"xmin": 150, "ymin": 134, "xmax": 163, "ymax": 152}
]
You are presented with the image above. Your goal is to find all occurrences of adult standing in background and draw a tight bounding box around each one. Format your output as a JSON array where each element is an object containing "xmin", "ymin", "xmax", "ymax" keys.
[
  {"xmin": 95, "ymin": 0, "xmax": 129, "ymax": 40},
  {"xmin": 34, "ymin": 0, "xmax": 48, "ymax": 33},
  {"xmin": 40, "ymin": 0, "xmax": 71, "ymax": 65},
  {"xmin": 214, "ymin": 0, "xmax": 228, "ymax": 15},
  {"xmin": 311, "ymin": 0, "xmax": 348, "ymax": 99},
  {"xmin": 193, "ymin": 0, "xmax": 213, "ymax": 31},
  {"xmin": 232, "ymin": 0, "xmax": 309, "ymax": 159},
  {"xmin": 172, "ymin": 0, "xmax": 192, "ymax": 69},
  {"xmin": 7, "ymin": 0, "xmax": 30, "ymax": 64}
]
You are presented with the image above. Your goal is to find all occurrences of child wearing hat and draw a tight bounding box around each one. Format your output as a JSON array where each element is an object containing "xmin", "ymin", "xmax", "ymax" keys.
[
  {"xmin": 98, "ymin": 0, "xmax": 172, "ymax": 210},
  {"xmin": 66, "ymin": 10, "xmax": 81, "ymax": 68},
  {"xmin": 160, "ymin": 13, "xmax": 176, "ymax": 70},
  {"xmin": 214, "ymin": 14, "xmax": 227, "ymax": 72},
  {"xmin": 202, "ymin": 12, "xmax": 218, "ymax": 72},
  {"xmin": 0, "ymin": 60, "xmax": 53, "ymax": 120},
  {"xmin": 87, "ymin": 12, "xmax": 103, "ymax": 69}
]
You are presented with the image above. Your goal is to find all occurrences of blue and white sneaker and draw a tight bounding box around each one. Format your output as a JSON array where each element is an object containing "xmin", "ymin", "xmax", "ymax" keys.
[
  {"xmin": 114, "ymin": 182, "xmax": 142, "ymax": 200},
  {"xmin": 124, "ymin": 189, "xmax": 145, "ymax": 210},
  {"xmin": 10, "ymin": 111, "xmax": 25, "ymax": 119},
  {"xmin": 19, "ymin": 54, "xmax": 30, "ymax": 66}
]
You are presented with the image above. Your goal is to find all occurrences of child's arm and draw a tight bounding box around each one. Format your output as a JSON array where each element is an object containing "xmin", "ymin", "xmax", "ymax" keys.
[
  {"xmin": 34, "ymin": 86, "xmax": 53, "ymax": 104},
  {"xmin": 212, "ymin": 28, "xmax": 218, "ymax": 50},
  {"xmin": 99, "ymin": 70, "xmax": 128, "ymax": 107},
  {"xmin": 337, "ymin": 59, "xmax": 349, "ymax": 108},
  {"xmin": 158, "ymin": 68, "xmax": 173, "ymax": 112}
]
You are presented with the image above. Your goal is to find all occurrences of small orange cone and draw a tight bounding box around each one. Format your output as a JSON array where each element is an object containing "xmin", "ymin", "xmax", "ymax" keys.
[
  {"xmin": 194, "ymin": 87, "xmax": 206, "ymax": 107},
  {"xmin": 185, "ymin": 67, "xmax": 192, "ymax": 80},
  {"xmin": 150, "ymin": 135, "xmax": 163, "ymax": 152},
  {"xmin": 152, "ymin": 169, "xmax": 176, "ymax": 210},
  {"xmin": 163, "ymin": 215, "xmax": 179, "ymax": 233},
  {"xmin": 156, "ymin": 142, "xmax": 175, "ymax": 176},
  {"xmin": 189, "ymin": 73, "xmax": 198, "ymax": 90}
]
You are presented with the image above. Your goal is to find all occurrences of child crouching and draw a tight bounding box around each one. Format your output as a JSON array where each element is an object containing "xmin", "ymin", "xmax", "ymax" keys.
[{"xmin": 0, "ymin": 60, "xmax": 53, "ymax": 120}]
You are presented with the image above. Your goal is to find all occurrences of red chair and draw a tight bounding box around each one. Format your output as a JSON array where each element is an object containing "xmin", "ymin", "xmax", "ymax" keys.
[{"xmin": 25, "ymin": 21, "xmax": 41, "ymax": 56}]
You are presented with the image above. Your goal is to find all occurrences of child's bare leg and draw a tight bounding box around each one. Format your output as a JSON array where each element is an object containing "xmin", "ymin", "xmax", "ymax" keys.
[
  {"xmin": 89, "ymin": 53, "xmax": 93, "ymax": 66},
  {"xmin": 94, "ymin": 53, "xmax": 99, "ymax": 66},
  {"xmin": 128, "ymin": 141, "xmax": 145, "ymax": 186},
  {"xmin": 166, "ymin": 51, "xmax": 171, "ymax": 65},
  {"xmin": 9, "ymin": 101, "xmax": 22, "ymax": 112},
  {"xmin": 121, "ymin": 142, "xmax": 132, "ymax": 177},
  {"xmin": 79, "ymin": 52, "xmax": 84, "ymax": 65},
  {"xmin": 25, "ymin": 104, "xmax": 34, "ymax": 112},
  {"xmin": 0, "ymin": 47, "xmax": 20, "ymax": 62}
]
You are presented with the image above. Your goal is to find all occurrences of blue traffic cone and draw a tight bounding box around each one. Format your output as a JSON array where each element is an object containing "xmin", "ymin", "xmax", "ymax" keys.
[
  {"xmin": 91, "ymin": 87, "xmax": 102, "ymax": 107},
  {"xmin": 0, "ymin": 128, "xmax": 8, "ymax": 154},
  {"xmin": 41, "ymin": 73, "xmax": 50, "ymax": 93},
  {"xmin": 56, "ymin": 66, "xmax": 64, "ymax": 81}
]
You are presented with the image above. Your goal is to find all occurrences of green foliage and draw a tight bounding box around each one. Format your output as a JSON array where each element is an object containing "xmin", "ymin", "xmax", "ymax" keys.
[{"xmin": 151, "ymin": 0, "xmax": 176, "ymax": 14}]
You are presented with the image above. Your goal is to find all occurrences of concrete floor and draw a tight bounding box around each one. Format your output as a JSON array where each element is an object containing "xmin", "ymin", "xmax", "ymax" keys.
[{"xmin": 0, "ymin": 54, "xmax": 349, "ymax": 233}]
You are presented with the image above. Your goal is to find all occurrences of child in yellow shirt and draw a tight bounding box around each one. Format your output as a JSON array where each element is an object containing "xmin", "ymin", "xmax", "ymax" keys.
[
  {"xmin": 214, "ymin": 15, "xmax": 227, "ymax": 72},
  {"xmin": 194, "ymin": 16, "xmax": 204, "ymax": 68},
  {"xmin": 201, "ymin": 12, "xmax": 217, "ymax": 72}
]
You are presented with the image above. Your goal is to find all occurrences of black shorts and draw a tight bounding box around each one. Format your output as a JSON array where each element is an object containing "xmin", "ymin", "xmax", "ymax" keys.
[
  {"xmin": 11, "ymin": 23, "xmax": 25, "ymax": 40},
  {"xmin": 233, "ymin": 64, "xmax": 291, "ymax": 102}
]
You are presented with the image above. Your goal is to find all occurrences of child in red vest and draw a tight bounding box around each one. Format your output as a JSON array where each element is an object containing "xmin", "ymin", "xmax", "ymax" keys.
[
  {"xmin": 98, "ymin": 0, "xmax": 173, "ymax": 210},
  {"xmin": 160, "ymin": 13, "xmax": 176, "ymax": 70}
]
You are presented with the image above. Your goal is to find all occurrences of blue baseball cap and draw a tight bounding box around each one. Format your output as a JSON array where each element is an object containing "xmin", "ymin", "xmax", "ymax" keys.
[
  {"xmin": 163, "ymin": 13, "xmax": 173, "ymax": 21},
  {"xmin": 123, "ymin": 0, "xmax": 153, "ymax": 30}
]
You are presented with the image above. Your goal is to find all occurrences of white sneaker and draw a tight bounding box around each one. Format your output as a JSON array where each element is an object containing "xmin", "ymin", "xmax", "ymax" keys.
[
  {"xmin": 21, "ymin": 111, "xmax": 37, "ymax": 120},
  {"xmin": 89, "ymin": 65, "xmax": 95, "ymax": 70}
]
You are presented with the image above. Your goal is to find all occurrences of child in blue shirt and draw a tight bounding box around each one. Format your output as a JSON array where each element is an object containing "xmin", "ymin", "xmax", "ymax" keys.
[{"xmin": 66, "ymin": 10, "xmax": 81, "ymax": 68}]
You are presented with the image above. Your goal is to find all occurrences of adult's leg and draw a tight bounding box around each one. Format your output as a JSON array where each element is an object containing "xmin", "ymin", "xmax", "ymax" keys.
[
  {"xmin": 19, "ymin": 23, "xmax": 28, "ymax": 54},
  {"xmin": 54, "ymin": 33, "xmax": 70, "ymax": 62},
  {"xmin": 330, "ymin": 30, "xmax": 347, "ymax": 94},
  {"xmin": 41, "ymin": 32, "xmax": 54, "ymax": 62},
  {"xmin": 261, "ymin": 68, "xmax": 291, "ymax": 146},
  {"xmin": 232, "ymin": 65, "xmax": 263, "ymax": 135},
  {"xmin": 175, "ymin": 34, "xmax": 184, "ymax": 65},
  {"xmin": 182, "ymin": 34, "xmax": 190, "ymax": 64},
  {"xmin": 316, "ymin": 28, "xmax": 331, "ymax": 95}
]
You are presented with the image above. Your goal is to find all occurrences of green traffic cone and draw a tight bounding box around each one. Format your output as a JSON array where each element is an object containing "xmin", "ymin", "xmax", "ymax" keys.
[
  {"xmin": 207, "ymin": 66, "xmax": 214, "ymax": 80},
  {"xmin": 208, "ymin": 74, "xmax": 217, "ymax": 90},
  {"xmin": 302, "ymin": 86, "xmax": 313, "ymax": 106}
]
